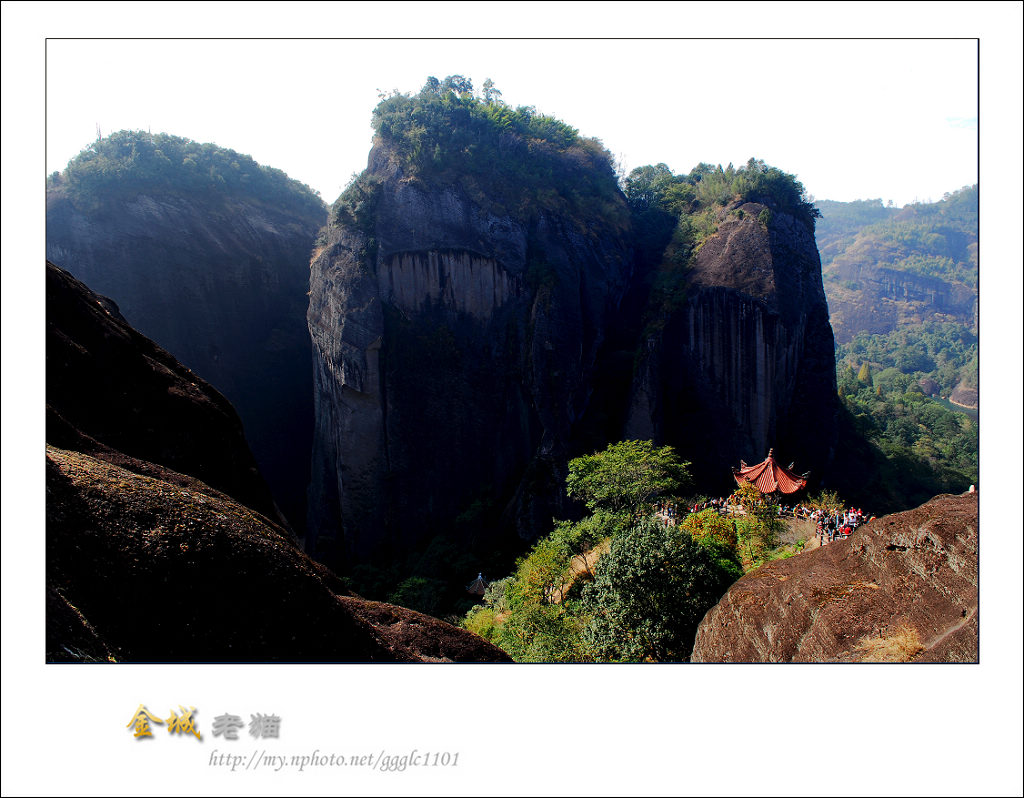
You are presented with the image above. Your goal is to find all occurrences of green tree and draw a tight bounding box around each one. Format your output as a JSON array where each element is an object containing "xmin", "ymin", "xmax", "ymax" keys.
[
  {"xmin": 481, "ymin": 77, "xmax": 502, "ymax": 104},
  {"xmin": 463, "ymin": 440, "xmax": 701, "ymax": 661},
  {"xmin": 387, "ymin": 576, "xmax": 446, "ymax": 617},
  {"xmin": 581, "ymin": 518, "xmax": 739, "ymax": 662},
  {"xmin": 495, "ymin": 534, "xmax": 590, "ymax": 661},
  {"xmin": 549, "ymin": 511, "xmax": 618, "ymax": 580},
  {"xmin": 441, "ymin": 74, "xmax": 473, "ymax": 97},
  {"xmin": 565, "ymin": 440, "xmax": 690, "ymax": 519}
]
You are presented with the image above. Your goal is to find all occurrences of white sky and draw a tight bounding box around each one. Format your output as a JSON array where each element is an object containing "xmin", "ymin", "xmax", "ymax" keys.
[
  {"xmin": 3, "ymin": 4, "xmax": 1023, "ymax": 797},
  {"xmin": 45, "ymin": 37, "xmax": 979, "ymax": 207}
]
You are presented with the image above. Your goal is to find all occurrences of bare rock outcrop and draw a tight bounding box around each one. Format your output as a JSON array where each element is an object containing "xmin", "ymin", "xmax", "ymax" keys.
[
  {"xmin": 46, "ymin": 261, "xmax": 282, "ymax": 522},
  {"xmin": 691, "ymin": 492, "xmax": 978, "ymax": 662},
  {"xmin": 949, "ymin": 382, "xmax": 979, "ymax": 410},
  {"xmin": 46, "ymin": 447, "xmax": 509, "ymax": 662}
]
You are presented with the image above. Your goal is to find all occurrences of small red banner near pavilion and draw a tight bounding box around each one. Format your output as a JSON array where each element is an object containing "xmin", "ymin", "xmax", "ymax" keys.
[{"xmin": 732, "ymin": 449, "xmax": 808, "ymax": 494}]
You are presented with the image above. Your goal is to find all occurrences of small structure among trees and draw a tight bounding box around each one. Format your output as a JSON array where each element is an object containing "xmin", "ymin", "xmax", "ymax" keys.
[
  {"xmin": 466, "ymin": 573, "xmax": 488, "ymax": 597},
  {"xmin": 732, "ymin": 449, "xmax": 808, "ymax": 494}
]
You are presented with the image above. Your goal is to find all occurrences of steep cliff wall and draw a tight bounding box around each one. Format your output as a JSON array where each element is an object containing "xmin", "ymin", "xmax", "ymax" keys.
[
  {"xmin": 625, "ymin": 201, "xmax": 838, "ymax": 491},
  {"xmin": 308, "ymin": 146, "xmax": 632, "ymax": 563},
  {"xmin": 46, "ymin": 151, "xmax": 324, "ymax": 533}
]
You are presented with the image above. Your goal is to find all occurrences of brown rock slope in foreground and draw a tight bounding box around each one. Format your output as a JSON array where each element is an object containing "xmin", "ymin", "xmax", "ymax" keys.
[
  {"xmin": 46, "ymin": 447, "xmax": 509, "ymax": 662},
  {"xmin": 45, "ymin": 262, "xmax": 509, "ymax": 663},
  {"xmin": 691, "ymin": 493, "xmax": 978, "ymax": 663}
]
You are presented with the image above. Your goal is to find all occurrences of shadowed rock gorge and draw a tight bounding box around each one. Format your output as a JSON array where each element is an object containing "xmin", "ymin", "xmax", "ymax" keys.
[
  {"xmin": 46, "ymin": 132, "xmax": 326, "ymax": 535},
  {"xmin": 624, "ymin": 200, "xmax": 839, "ymax": 492},
  {"xmin": 45, "ymin": 262, "xmax": 509, "ymax": 663}
]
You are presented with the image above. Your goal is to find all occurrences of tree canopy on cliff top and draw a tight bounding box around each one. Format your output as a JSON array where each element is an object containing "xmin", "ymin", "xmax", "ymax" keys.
[
  {"xmin": 50, "ymin": 130, "xmax": 325, "ymax": 218},
  {"xmin": 625, "ymin": 158, "xmax": 821, "ymax": 231},
  {"xmin": 364, "ymin": 75, "xmax": 627, "ymax": 227}
]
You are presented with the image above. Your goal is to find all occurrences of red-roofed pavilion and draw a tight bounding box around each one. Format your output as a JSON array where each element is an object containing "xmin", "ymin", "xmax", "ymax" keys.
[{"xmin": 732, "ymin": 449, "xmax": 808, "ymax": 494}]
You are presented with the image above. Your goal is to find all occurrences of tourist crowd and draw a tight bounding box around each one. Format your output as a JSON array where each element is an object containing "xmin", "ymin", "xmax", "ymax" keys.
[
  {"xmin": 815, "ymin": 507, "xmax": 869, "ymax": 545},
  {"xmin": 653, "ymin": 497, "xmax": 873, "ymax": 550}
]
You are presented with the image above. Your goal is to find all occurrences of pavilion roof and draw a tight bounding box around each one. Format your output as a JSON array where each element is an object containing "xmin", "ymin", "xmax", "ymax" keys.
[
  {"xmin": 467, "ymin": 573, "xmax": 488, "ymax": 596},
  {"xmin": 732, "ymin": 449, "xmax": 808, "ymax": 494}
]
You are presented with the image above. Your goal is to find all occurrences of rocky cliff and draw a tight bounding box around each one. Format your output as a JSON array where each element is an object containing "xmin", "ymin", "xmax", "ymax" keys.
[
  {"xmin": 307, "ymin": 143, "xmax": 632, "ymax": 563},
  {"xmin": 46, "ymin": 134, "xmax": 325, "ymax": 533},
  {"xmin": 691, "ymin": 492, "xmax": 978, "ymax": 662},
  {"xmin": 45, "ymin": 263, "xmax": 509, "ymax": 662},
  {"xmin": 625, "ymin": 200, "xmax": 839, "ymax": 491}
]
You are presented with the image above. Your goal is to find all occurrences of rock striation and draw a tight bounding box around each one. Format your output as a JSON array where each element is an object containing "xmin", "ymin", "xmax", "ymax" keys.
[
  {"xmin": 690, "ymin": 492, "xmax": 978, "ymax": 662},
  {"xmin": 45, "ymin": 262, "xmax": 509, "ymax": 663},
  {"xmin": 625, "ymin": 201, "xmax": 839, "ymax": 491},
  {"xmin": 307, "ymin": 146, "xmax": 632, "ymax": 562}
]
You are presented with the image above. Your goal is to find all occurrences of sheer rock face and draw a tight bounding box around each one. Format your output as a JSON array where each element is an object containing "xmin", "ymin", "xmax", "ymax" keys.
[
  {"xmin": 45, "ymin": 264, "xmax": 508, "ymax": 663},
  {"xmin": 625, "ymin": 202, "xmax": 839, "ymax": 490},
  {"xmin": 307, "ymin": 147, "xmax": 632, "ymax": 562},
  {"xmin": 45, "ymin": 190, "xmax": 324, "ymax": 533},
  {"xmin": 691, "ymin": 493, "xmax": 978, "ymax": 663}
]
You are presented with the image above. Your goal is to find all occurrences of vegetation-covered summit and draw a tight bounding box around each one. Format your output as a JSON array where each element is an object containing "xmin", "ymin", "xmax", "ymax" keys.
[
  {"xmin": 332, "ymin": 75, "xmax": 627, "ymax": 230},
  {"xmin": 625, "ymin": 158, "xmax": 820, "ymax": 230},
  {"xmin": 617, "ymin": 157, "xmax": 820, "ymax": 324},
  {"xmin": 49, "ymin": 130, "xmax": 325, "ymax": 217}
]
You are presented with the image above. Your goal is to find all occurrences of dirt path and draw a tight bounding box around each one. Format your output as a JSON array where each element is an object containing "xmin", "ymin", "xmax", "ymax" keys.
[{"xmin": 784, "ymin": 516, "xmax": 819, "ymax": 550}]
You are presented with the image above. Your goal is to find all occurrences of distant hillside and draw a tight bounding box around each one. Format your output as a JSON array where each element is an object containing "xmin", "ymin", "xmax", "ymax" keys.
[
  {"xmin": 815, "ymin": 189, "xmax": 979, "ymax": 506},
  {"xmin": 817, "ymin": 187, "xmax": 977, "ymax": 343}
]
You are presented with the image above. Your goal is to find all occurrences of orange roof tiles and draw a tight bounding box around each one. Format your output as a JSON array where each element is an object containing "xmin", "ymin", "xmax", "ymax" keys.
[{"xmin": 732, "ymin": 449, "xmax": 808, "ymax": 494}]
